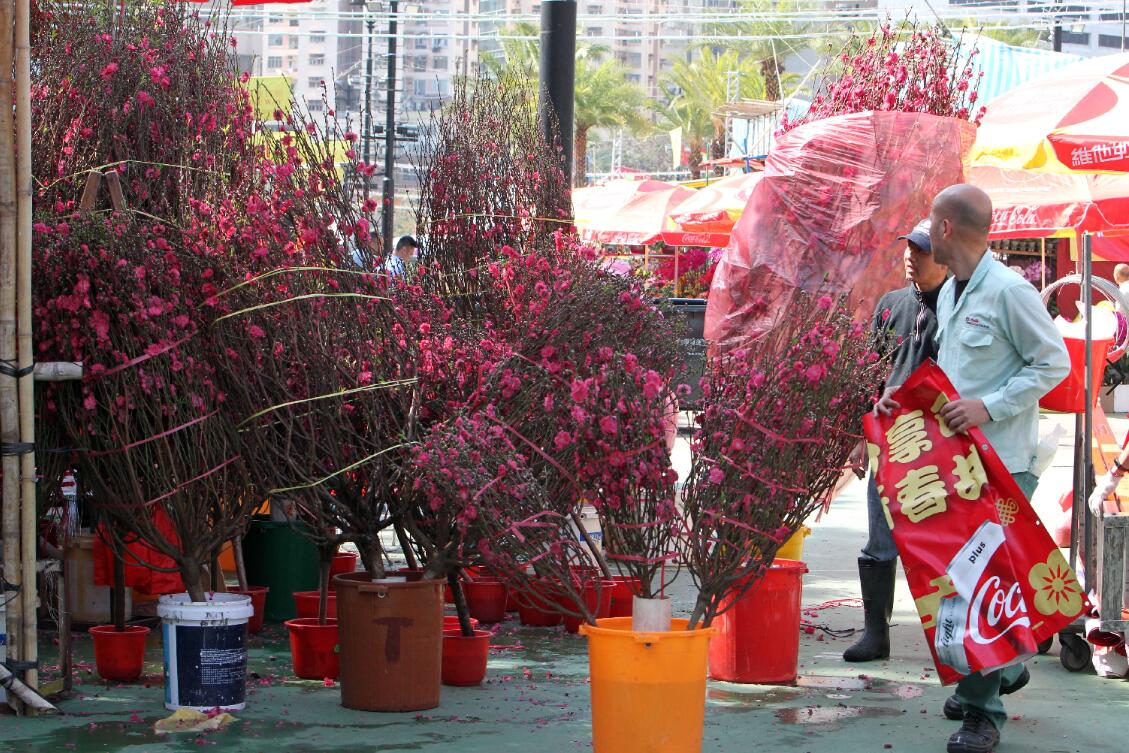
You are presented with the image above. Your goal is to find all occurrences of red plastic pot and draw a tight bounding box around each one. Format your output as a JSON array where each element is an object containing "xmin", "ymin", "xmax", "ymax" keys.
[
  {"xmin": 608, "ymin": 576, "xmax": 641, "ymax": 618},
  {"xmin": 293, "ymin": 590, "xmax": 337, "ymax": 619},
  {"xmin": 228, "ymin": 586, "xmax": 269, "ymax": 634},
  {"xmin": 441, "ymin": 628, "xmax": 491, "ymax": 686},
  {"xmin": 463, "ymin": 578, "xmax": 508, "ymax": 624},
  {"xmin": 443, "ymin": 615, "xmax": 480, "ymax": 632},
  {"xmin": 89, "ymin": 624, "xmax": 150, "ymax": 681},
  {"xmin": 327, "ymin": 553, "xmax": 359, "ymax": 591},
  {"xmin": 708, "ymin": 559, "xmax": 808, "ymax": 684},
  {"xmin": 516, "ymin": 581, "xmax": 562, "ymax": 627},
  {"xmin": 285, "ymin": 618, "xmax": 340, "ymax": 680},
  {"xmin": 562, "ymin": 580, "xmax": 616, "ymax": 634}
]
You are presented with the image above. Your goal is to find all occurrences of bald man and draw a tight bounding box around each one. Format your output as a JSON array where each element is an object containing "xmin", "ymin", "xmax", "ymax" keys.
[{"xmin": 883, "ymin": 185, "xmax": 1068, "ymax": 753}]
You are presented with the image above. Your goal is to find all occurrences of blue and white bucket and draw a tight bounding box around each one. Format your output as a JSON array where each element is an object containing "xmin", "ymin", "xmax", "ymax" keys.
[{"xmin": 158, "ymin": 592, "xmax": 254, "ymax": 712}]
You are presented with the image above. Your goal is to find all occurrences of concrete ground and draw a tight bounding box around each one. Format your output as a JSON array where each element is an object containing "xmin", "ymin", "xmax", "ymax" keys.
[{"xmin": 3, "ymin": 412, "xmax": 1128, "ymax": 752}]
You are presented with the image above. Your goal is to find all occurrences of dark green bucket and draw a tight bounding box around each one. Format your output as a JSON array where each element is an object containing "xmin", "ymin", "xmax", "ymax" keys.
[{"xmin": 241, "ymin": 518, "xmax": 318, "ymax": 622}]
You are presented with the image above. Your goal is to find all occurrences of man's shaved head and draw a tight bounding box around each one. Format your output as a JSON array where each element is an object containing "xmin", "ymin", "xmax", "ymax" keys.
[
  {"xmin": 932, "ymin": 184, "xmax": 993, "ymax": 236},
  {"xmin": 927, "ymin": 184, "xmax": 994, "ymax": 277}
]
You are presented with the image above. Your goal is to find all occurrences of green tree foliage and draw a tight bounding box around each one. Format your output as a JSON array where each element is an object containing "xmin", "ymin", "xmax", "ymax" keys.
[{"xmin": 656, "ymin": 49, "xmax": 764, "ymax": 178}]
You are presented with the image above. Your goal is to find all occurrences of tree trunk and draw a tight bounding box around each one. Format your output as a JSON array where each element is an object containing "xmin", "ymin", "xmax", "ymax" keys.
[
  {"xmin": 448, "ymin": 572, "xmax": 476, "ymax": 637},
  {"xmin": 688, "ymin": 137, "xmax": 703, "ymax": 180},
  {"xmin": 761, "ymin": 58, "xmax": 782, "ymax": 102},
  {"xmin": 573, "ymin": 126, "xmax": 589, "ymax": 187}
]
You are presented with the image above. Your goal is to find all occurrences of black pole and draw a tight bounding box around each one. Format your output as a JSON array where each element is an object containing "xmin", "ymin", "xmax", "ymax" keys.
[
  {"xmin": 1053, "ymin": 20, "xmax": 1062, "ymax": 52},
  {"xmin": 539, "ymin": 0, "xmax": 576, "ymax": 186},
  {"xmin": 363, "ymin": 16, "xmax": 375, "ymax": 167},
  {"xmin": 382, "ymin": 0, "xmax": 399, "ymax": 258}
]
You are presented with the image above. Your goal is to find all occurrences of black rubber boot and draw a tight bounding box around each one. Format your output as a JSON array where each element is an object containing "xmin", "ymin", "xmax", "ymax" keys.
[
  {"xmin": 947, "ymin": 710, "xmax": 1000, "ymax": 753},
  {"xmin": 842, "ymin": 558, "xmax": 896, "ymax": 662}
]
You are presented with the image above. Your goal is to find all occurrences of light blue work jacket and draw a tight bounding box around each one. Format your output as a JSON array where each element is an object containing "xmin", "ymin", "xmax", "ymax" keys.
[{"xmin": 935, "ymin": 252, "xmax": 1069, "ymax": 473}]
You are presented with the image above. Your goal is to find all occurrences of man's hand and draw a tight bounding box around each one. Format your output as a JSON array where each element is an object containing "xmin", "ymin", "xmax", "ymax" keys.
[
  {"xmin": 938, "ymin": 398, "xmax": 990, "ymax": 434},
  {"xmin": 874, "ymin": 387, "xmax": 900, "ymax": 417}
]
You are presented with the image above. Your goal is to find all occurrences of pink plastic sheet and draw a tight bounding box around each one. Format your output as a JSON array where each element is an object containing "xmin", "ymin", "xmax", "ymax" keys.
[{"xmin": 704, "ymin": 111, "xmax": 976, "ymax": 350}]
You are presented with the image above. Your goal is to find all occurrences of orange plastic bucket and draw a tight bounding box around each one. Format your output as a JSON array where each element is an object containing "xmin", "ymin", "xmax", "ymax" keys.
[
  {"xmin": 708, "ymin": 559, "xmax": 807, "ymax": 685},
  {"xmin": 581, "ymin": 617, "xmax": 714, "ymax": 753}
]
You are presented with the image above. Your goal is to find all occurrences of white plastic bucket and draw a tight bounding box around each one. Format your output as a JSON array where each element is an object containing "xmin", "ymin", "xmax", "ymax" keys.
[
  {"xmin": 570, "ymin": 504, "xmax": 603, "ymax": 564},
  {"xmin": 158, "ymin": 592, "xmax": 254, "ymax": 712}
]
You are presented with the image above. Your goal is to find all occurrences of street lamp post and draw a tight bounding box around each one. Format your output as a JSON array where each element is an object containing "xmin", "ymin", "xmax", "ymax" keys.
[
  {"xmin": 363, "ymin": 13, "xmax": 375, "ymax": 167},
  {"xmin": 381, "ymin": 0, "xmax": 399, "ymax": 258}
]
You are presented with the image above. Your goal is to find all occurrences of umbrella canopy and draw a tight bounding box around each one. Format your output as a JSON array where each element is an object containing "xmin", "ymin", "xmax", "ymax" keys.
[
  {"xmin": 970, "ymin": 165, "xmax": 1129, "ymax": 239},
  {"xmin": 573, "ymin": 179, "xmax": 679, "ymax": 234},
  {"xmin": 971, "ymin": 52, "xmax": 1129, "ymax": 174},
  {"xmin": 577, "ymin": 184, "xmax": 696, "ymax": 247},
  {"xmin": 669, "ymin": 172, "xmax": 764, "ymax": 237}
]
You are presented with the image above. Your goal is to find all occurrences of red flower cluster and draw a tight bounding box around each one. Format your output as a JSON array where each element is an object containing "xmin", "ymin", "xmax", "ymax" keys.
[{"xmin": 782, "ymin": 19, "xmax": 985, "ymax": 133}]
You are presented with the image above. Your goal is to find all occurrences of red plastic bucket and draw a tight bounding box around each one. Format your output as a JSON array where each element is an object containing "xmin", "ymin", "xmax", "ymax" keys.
[
  {"xmin": 228, "ymin": 586, "xmax": 269, "ymax": 634},
  {"xmin": 516, "ymin": 580, "xmax": 562, "ymax": 627},
  {"xmin": 708, "ymin": 559, "xmax": 808, "ymax": 684},
  {"xmin": 463, "ymin": 578, "xmax": 508, "ymax": 624},
  {"xmin": 89, "ymin": 624, "xmax": 150, "ymax": 681},
  {"xmin": 608, "ymin": 575, "xmax": 641, "ymax": 618},
  {"xmin": 293, "ymin": 591, "xmax": 337, "ymax": 619},
  {"xmin": 285, "ymin": 618, "xmax": 340, "ymax": 680},
  {"xmin": 442, "ymin": 615, "xmax": 480, "ymax": 632},
  {"xmin": 442, "ymin": 628, "xmax": 491, "ymax": 686},
  {"xmin": 1040, "ymin": 336, "xmax": 1111, "ymax": 413},
  {"xmin": 563, "ymin": 580, "xmax": 615, "ymax": 634},
  {"xmin": 327, "ymin": 553, "xmax": 359, "ymax": 591}
]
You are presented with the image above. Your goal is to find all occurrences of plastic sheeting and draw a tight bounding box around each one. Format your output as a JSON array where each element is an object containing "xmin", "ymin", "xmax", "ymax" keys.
[{"xmin": 705, "ymin": 111, "xmax": 976, "ymax": 350}]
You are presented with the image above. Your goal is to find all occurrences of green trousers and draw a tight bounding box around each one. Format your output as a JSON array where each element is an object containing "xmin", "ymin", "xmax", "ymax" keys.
[{"xmin": 952, "ymin": 470, "xmax": 1039, "ymax": 730}]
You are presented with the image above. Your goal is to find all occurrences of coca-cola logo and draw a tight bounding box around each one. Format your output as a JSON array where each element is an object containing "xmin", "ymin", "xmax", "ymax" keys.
[{"xmin": 968, "ymin": 575, "xmax": 1030, "ymax": 646}]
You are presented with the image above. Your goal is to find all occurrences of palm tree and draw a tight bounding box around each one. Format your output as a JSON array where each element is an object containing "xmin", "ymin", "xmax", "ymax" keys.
[
  {"xmin": 573, "ymin": 57, "xmax": 649, "ymax": 185},
  {"xmin": 483, "ymin": 22, "xmax": 648, "ymax": 185},
  {"xmin": 656, "ymin": 49, "xmax": 764, "ymax": 178},
  {"xmin": 703, "ymin": 0, "xmax": 817, "ymax": 101}
]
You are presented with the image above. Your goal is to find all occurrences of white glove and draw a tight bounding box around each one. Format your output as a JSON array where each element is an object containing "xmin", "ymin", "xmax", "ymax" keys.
[{"xmin": 1089, "ymin": 472, "xmax": 1118, "ymax": 517}]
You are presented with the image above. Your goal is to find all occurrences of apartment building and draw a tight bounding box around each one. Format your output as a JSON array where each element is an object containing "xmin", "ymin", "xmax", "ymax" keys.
[{"xmin": 221, "ymin": 0, "xmax": 354, "ymax": 120}]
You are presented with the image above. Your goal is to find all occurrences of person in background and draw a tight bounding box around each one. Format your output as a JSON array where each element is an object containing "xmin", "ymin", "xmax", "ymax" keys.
[
  {"xmin": 1115, "ymin": 263, "xmax": 1129, "ymax": 301},
  {"xmin": 880, "ymin": 185, "xmax": 1068, "ymax": 753},
  {"xmin": 844, "ymin": 219, "xmax": 948, "ymax": 663},
  {"xmin": 387, "ymin": 235, "xmax": 419, "ymax": 277}
]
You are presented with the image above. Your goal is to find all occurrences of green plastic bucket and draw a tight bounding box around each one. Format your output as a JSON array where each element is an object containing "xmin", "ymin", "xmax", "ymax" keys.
[{"xmin": 241, "ymin": 519, "xmax": 318, "ymax": 622}]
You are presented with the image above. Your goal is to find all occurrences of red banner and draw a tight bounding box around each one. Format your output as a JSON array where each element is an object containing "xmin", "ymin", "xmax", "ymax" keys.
[{"xmin": 863, "ymin": 361, "xmax": 1088, "ymax": 684}]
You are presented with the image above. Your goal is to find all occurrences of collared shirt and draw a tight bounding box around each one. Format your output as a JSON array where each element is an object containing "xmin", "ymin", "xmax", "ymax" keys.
[{"xmin": 934, "ymin": 252, "xmax": 1069, "ymax": 473}]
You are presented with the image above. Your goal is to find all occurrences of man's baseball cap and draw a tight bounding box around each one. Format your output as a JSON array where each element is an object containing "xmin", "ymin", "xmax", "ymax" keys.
[{"xmin": 898, "ymin": 219, "xmax": 932, "ymax": 252}]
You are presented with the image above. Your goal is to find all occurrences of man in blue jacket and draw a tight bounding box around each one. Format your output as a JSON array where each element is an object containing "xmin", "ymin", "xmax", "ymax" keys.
[{"xmin": 883, "ymin": 184, "xmax": 1068, "ymax": 753}]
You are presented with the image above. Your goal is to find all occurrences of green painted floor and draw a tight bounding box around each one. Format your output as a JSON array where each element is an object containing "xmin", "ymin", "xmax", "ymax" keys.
[{"xmin": 5, "ymin": 418, "xmax": 1129, "ymax": 752}]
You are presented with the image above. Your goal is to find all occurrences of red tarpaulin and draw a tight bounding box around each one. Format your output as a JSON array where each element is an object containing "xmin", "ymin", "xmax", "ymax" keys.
[
  {"xmin": 863, "ymin": 362, "xmax": 1088, "ymax": 684},
  {"xmin": 970, "ymin": 165, "xmax": 1129, "ymax": 239},
  {"xmin": 705, "ymin": 111, "xmax": 975, "ymax": 350}
]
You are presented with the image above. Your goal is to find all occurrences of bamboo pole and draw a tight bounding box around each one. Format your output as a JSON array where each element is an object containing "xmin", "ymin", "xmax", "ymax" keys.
[
  {"xmin": 16, "ymin": 0, "xmax": 36, "ymax": 699},
  {"xmin": 0, "ymin": 0, "xmax": 23, "ymax": 715}
]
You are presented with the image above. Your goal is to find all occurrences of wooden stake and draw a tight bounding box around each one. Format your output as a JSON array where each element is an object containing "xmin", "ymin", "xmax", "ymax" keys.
[
  {"xmin": 0, "ymin": 0, "xmax": 24, "ymax": 715},
  {"xmin": 16, "ymin": 0, "xmax": 37, "ymax": 702}
]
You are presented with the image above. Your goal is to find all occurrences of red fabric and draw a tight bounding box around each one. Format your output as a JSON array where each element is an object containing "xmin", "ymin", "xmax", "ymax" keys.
[
  {"xmin": 863, "ymin": 361, "xmax": 1088, "ymax": 684},
  {"xmin": 704, "ymin": 111, "xmax": 975, "ymax": 350},
  {"xmin": 970, "ymin": 166, "xmax": 1129, "ymax": 238},
  {"xmin": 92, "ymin": 512, "xmax": 184, "ymax": 595}
]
